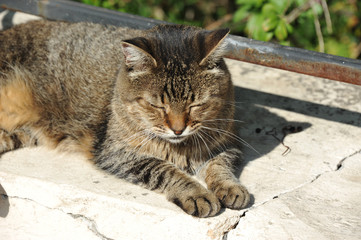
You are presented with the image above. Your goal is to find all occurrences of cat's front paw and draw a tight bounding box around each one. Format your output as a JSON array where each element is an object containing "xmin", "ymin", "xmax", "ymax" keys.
[
  {"xmin": 0, "ymin": 130, "xmax": 16, "ymax": 154},
  {"xmin": 168, "ymin": 187, "xmax": 221, "ymax": 218},
  {"xmin": 213, "ymin": 182, "xmax": 250, "ymax": 209}
]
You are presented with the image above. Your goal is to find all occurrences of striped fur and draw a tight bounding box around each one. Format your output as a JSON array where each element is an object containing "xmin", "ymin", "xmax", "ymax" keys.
[{"xmin": 0, "ymin": 20, "xmax": 250, "ymax": 217}]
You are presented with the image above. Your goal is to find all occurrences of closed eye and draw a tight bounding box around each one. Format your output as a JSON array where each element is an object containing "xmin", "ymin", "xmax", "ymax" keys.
[
  {"xmin": 190, "ymin": 104, "xmax": 205, "ymax": 109},
  {"xmin": 150, "ymin": 103, "xmax": 166, "ymax": 112},
  {"xmin": 189, "ymin": 103, "xmax": 206, "ymax": 114},
  {"xmin": 136, "ymin": 98, "xmax": 165, "ymax": 112}
]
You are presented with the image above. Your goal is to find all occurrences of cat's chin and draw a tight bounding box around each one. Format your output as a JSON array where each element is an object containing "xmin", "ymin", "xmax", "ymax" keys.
[{"xmin": 166, "ymin": 136, "xmax": 188, "ymax": 144}]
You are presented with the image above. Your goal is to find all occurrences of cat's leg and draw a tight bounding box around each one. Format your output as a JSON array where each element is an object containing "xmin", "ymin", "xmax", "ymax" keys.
[
  {"xmin": 97, "ymin": 154, "xmax": 221, "ymax": 217},
  {"xmin": 160, "ymin": 164, "xmax": 221, "ymax": 217},
  {"xmin": 0, "ymin": 128, "xmax": 37, "ymax": 154},
  {"xmin": 198, "ymin": 148, "xmax": 250, "ymax": 209}
]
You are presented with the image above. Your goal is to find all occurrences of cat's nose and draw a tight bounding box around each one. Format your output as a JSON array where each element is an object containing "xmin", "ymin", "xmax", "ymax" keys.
[
  {"xmin": 167, "ymin": 113, "xmax": 186, "ymax": 136},
  {"xmin": 172, "ymin": 128, "xmax": 185, "ymax": 136}
]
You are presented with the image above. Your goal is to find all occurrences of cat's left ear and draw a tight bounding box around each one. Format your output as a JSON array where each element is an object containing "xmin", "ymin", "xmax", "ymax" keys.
[
  {"xmin": 199, "ymin": 28, "xmax": 230, "ymax": 66},
  {"xmin": 121, "ymin": 37, "xmax": 157, "ymax": 71}
]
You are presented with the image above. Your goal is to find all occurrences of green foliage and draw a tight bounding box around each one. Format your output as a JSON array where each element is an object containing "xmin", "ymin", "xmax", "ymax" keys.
[
  {"xmin": 76, "ymin": 0, "xmax": 230, "ymax": 26},
  {"xmin": 233, "ymin": 0, "xmax": 296, "ymax": 41},
  {"xmin": 74, "ymin": 0, "xmax": 361, "ymax": 59},
  {"xmin": 232, "ymin": 0, "xmax": 361, "ymax": 59}
]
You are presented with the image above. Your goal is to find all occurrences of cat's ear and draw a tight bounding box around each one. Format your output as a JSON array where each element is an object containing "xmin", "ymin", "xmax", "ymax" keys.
[
  {"xmin": 199, "ymin": 28, "xmax": 230, "ymax": 66},
  {"xmin": 121, "ymin": 37, "xmax": 157, "ymax": 72}
]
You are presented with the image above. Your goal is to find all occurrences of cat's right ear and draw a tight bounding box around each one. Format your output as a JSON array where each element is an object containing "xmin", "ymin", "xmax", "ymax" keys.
[
  {"xmin": 121, "ymin": 38, "xmax": 157, "ymax": 73},
  {"xmin": 199, "ymin": 28, "xmax": 230, "ymax": 66}
]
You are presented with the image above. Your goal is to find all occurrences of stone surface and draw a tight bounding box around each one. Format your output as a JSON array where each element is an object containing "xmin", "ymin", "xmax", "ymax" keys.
[
  {"xmin": 0, "ymin": 148, "xmax": 242, "ymax": 240},
  {"xmin": 0, "ymin": 9, "xmax": 41, "ymax": 30},
  {"xmin": 227, "ymin": 153, "xmax": 361, "ymax": 240},
  {"xmin": 1, "ymin": 10, "xmax": 361, "ymax": 240},
  {"xmin": 225, "ymin": 59, "xmax": 361, "ymax": 239}
]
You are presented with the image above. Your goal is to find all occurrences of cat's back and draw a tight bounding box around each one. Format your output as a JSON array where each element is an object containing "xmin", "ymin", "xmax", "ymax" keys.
[
  {"xmin": 0, "ymin": 20, "xmax": 141, "ymax": 129},
  {"xmin": 0, "ymin": 20, "xmax": 55, "ymax": 71},
  {"xmin": 0, "ymin": 20, "xmax": 140, "ymax": 77}
]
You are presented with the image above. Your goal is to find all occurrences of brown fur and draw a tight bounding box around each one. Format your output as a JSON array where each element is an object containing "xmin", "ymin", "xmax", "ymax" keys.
[
  {"xmin": 0, "ymin": 20, "xmax": 250, "ymax": 217},
  {"xmin": 0, "ymin": 70, "xmax": 40, "ymax": 131}
]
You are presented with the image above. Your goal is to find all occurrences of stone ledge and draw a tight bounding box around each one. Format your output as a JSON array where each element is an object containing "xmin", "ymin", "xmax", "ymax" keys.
[
  {"xmin": 227, "ymin": 152, "xmax": 361, "ymax": 240},
  {"xmin": 0, "ymin": 148, "xmax": 244, "ymax": 240}
]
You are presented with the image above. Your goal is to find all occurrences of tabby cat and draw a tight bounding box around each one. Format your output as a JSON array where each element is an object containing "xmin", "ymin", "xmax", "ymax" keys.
[{"xmin": 0, "ymin": 20, "xmax": 250, "ymax": 217}]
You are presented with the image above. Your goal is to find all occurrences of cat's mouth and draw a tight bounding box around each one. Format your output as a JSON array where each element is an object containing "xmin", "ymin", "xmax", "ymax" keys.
[{"xmin": 167, "ymin": 135, "xmax": 188, "ymax": 144}]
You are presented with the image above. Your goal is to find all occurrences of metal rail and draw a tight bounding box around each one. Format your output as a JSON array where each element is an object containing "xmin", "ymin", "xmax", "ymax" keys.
[{"xmin": 1, "ymin": 0, "xmax": 361, "ymax": 85}]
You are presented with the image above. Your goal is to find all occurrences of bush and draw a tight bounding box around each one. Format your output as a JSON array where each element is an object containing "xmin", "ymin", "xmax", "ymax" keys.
[
  {"xmin": 75, "ymin": 0, "xmax": 361, "ymax": 59},
  {"xmin": 231, "ymin": 0, "xmax": 361, "ymax": 59}
]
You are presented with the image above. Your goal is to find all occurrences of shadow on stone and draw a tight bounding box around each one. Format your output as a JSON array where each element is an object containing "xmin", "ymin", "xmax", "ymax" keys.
[
  {"xmin": 235, "ymin": 87, "xmax": 361, "ymax": 128},
  {"xmin": 0, "ymin": 9, "xmax": 16, "ymax": 31},
  {"xmin": 233, "ymin": 86, "xmax": 311, "ymax": 163},
  {"xmin": 0, "ymin": 183, "xmax": 10, "ymax": 218},
  {"xmin": 233, "ymin": 85, "xmax": 361, "ymax": 167}
]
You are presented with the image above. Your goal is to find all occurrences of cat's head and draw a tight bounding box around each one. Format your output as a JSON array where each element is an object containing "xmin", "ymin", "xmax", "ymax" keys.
[{"xmin": 117, "ymin": 24, "xmax": 234, "ymax": 144}]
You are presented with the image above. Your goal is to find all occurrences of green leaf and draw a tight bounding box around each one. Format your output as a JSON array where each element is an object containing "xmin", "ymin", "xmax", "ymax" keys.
[
  {"xmin": 269, "ymin": 0, "xmax": 291, "ymax": 13},
  {"xmin": 263, "ymin": 32, "xmax": 274, "ymax": 41},
  {"xmin": 275, "ymin": 19, "xmax": 288, "ymax": 40},
  {"xmin": 246, "ymin": 14, "xmax": 263, "ymax": 34},
  {"xmin": 236, "ymin": 0, "xmax": 264, "ymax": 8},
  {"xmin": 236, "ymin": 0, "xmax": 249, "ymax": 5},
  {"xmin": 254, "ymin": 28, "xmax": 273, "ymax": 41},
  {"xmin": 324, "ymin": 38, "xmax": 351, "ymax": 58},
  {"xmin": 295, "ymin": 0, "xmax": 307, "ymax": 5},
  {"xmin": 254, "ymin": 0, "xmax": 265, "ymax": 8},
  {"xmin": 246, "ymin": 14, "xmax": 273, "ymax": 41},
  {"xmin": 280, "ymin": 40, "xmax": 291, "ymax": 46},
  {"xmin": 286, "ymin": 22, "xmax": 293, "ymax": 33},
  {"xmin": 233, "ymin": 6, "xmax": 251, "ymax": 22},
  {"xmin": 261, "ymin": 3, "xmax": 278, "ymax": 14},
  {"xmin": 262, "ymin": 16, "xmax": 279, "ymax": 31}
]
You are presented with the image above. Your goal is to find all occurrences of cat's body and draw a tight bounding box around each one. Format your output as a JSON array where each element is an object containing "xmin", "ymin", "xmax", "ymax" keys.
[{"xmin": 0, "ymin": 20, "xmax": 249, "ymax": 217}]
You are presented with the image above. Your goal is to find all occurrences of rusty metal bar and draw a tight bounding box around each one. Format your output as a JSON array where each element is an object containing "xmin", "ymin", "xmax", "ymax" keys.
[
  {"xmin": 0, "ymin": 0, "xmax": 165, "ymax": 29},
  {"xmin": 225, "ymin": 35, "xmax": 361, "ymax": 85},
  {"xmin": 1, "ymin": 0, "xmax": 361, "ymax": 85}
]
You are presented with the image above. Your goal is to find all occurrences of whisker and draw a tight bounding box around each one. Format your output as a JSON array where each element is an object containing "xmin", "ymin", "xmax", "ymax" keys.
[
  {"xmin": 200, "ymin": 126, "xmax": 260, "ymax": 155},
  {"xmin": 122, "ymin": 130, "xmax": 148, "ymax": 144},
  {"xmin": 202, "ymin": 119, "xmax": 245, "ymax": 124},
  {"xmin": 191, "ymin": 134, "xmax": 202, "ymax": 161},
  {"xmin": 223, "ymin": 101, "xmax": 247, "ymax": 110},
  {"xmin": 196, "ymin": 131, "xmax": 214, "ymax": 160},
  {"xmin": 198, "ymin": 128, "xmax": 227, "ymax": 154},
  {"xmin": 134, "ymin": 132, "xmax": 156, "ymax": 153}
]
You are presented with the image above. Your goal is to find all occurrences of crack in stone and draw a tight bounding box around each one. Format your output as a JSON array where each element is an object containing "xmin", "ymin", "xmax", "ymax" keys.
[
  {"xmin": 222, "ymin": 149, "xmax": 361, "ymax": 239},
  {"xmin": 4, "ymin": 194, "xmax": 113, "ymax": 240},
  {"xmin": 221, "ymin": 176, "xmax": 322, "ymax": 239},
  {"xmin": 68, "ymin": 213, "xmax": 115, "ymax": 240},
  {"xmin": 336, "ymin": 149, "xmax": 361, "ymax": 171},
  {"xmin": 221, "ymin": 210, "xmax": 247, "ymax": 240},
  {"xmin": 4, "ymin": 149, "xmax": 360, "ymax": 240}
]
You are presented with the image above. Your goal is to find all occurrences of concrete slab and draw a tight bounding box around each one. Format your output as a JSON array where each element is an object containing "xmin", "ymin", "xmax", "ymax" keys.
[
  {"xmin": 0, "ymin": 9, "xmax": 41, "ymax": 30},
  {"xmin": 0, "ymin": 148, "xmax": 243, "ymax": 240},
  {"xmin": 225, "ymin": 59, "xmax": 361, "ymax": 239},
  {"xmin": 1, "ymin": 11, "xmax": 361, "ymax": 240},
  {"xmin": 227, "ymin": 152, "xmax": 361, "ymax": 240}
]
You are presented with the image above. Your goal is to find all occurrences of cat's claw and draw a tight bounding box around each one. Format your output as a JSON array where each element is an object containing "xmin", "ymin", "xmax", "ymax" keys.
[
  {"xmin": 170, "ymin": 189, "xmax": 221, "ymax": 217},
  {"xmin": 214, "ymin": 182, "xmax": 250, "ymax": 209}
]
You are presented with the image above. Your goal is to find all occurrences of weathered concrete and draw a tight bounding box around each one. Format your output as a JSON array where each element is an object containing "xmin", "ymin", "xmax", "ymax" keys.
[
  {"xmin": 1, "ymin": 11, "xmax": 361, "ymax": 240},
  {"xmin": 0, "ymin": 9, "xmax": 41, "ymax": 30},
  {"xmin": 0, "ymin": 148, "xmax": 243, "ymax": 240},
  {"xmin": 227, "ymin": 153, "xmax": 361, "ymax": 240},
  {"xmin": 225, "ymin": 59, "xmax": 361, "ymax": 239}
]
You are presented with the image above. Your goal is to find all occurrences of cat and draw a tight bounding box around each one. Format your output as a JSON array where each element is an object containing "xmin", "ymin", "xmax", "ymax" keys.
[{"xmin": 0, "ymin": 20, "xmax": 250, "ymax": 217}]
